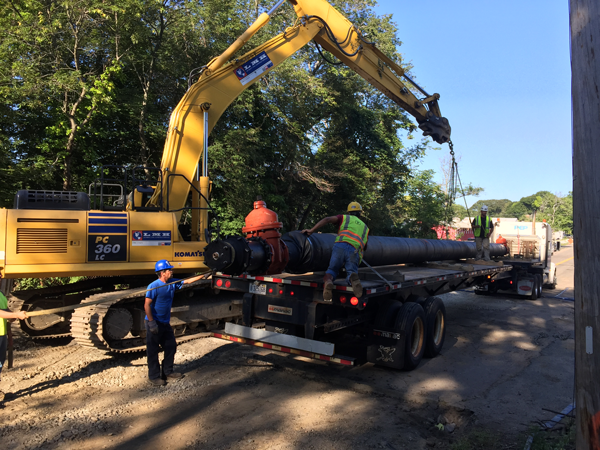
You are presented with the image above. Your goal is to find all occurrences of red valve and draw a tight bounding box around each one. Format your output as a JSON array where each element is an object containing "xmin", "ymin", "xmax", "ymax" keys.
[{"xmin": 242, "ymin": 199, "xmax": 289, "ymax": 274}]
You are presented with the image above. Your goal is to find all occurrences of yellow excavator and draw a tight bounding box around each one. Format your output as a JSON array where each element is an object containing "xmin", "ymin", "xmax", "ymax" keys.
[{"xmin": 1, "ymin": 0, "xmax": 450, "ymax": 352}]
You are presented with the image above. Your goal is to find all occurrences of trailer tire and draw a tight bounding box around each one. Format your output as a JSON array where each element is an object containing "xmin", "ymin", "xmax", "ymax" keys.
[
  {"xmin": 535, "ymin": 274, "xmax": 543, "ymax": 298},
  {"xmin": 530, "ymin": 278, "xmax": 539, "ymax": 300},
  {"xmin": 374, "ymin": 299, "xmax": 403, "ymax": 329},
  {"xmin": 395, "ymin": 302, "xmax": 426, "ymax": 370},
  {"xmin": 421, "ymin": 297, "xmax": 446, "ymax": 358}
]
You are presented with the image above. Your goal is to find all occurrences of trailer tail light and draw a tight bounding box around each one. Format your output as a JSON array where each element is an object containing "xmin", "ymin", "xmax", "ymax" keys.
[
  {"xmin": 216, "ymin": 279, "xmax": 223, "ymax": 287},
  {"xmin": 350, "ymin": 297, "xmax": 359, "ymax": 306},
  {"xmin": 268, "ymin": 288, "xmax": 273, "ymax": 294},
  {"xmin": 510, "ymin": 280, "xmax": 513, "ymax": 284},
  {"xmin": 279, "ymin": 289, "xmax": 284, "ymax": 295},
  {"xmin": 225, "ymin": 280, "xmax": 232, "ymax": 288},
  {"xmin": 362, "ymin": 301, "xmax": 367, "ymax": 308},
  {"xmin": 290, "ymin": 291, "xmax": 295, "ymax": 296},
  {"xmin": 340, "ymin": 295, "xmax": 347, "ymax": 304}
]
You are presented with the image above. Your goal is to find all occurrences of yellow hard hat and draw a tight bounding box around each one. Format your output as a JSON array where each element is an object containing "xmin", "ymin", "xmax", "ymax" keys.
[{"xmin": 347, "ymin": 202, "xmax": 362, "ymax": 212}]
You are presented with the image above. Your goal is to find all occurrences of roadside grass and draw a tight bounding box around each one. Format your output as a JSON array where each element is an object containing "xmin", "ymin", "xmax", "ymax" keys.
[
  {"xmin": 448, "ymin": 422, "xmax": 575, "ymax": 450},
  {"xmin": 449, "ymin": 428, "xmax": 501, "ymax": 450},
  {"xmin": 523, "ymin": 422, "xmax": 575, "ymax": 450}
]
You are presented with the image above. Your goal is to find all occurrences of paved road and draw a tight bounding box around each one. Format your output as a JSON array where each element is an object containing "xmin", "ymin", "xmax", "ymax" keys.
[{"xmin": 550, "ymin": 242, "xmax": 574, "ymax": 298}]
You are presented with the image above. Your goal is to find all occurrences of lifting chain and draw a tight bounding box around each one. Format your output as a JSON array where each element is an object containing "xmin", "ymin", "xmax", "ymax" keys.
[{"xmin": 443, "ymin": 140, "xmax": 472, "ymax": 239}]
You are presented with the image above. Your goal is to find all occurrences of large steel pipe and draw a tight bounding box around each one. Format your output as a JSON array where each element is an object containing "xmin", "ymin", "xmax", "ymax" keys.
[
  {"xmin": 206, "ymin": 231, "xmax": 507, "ymax": 275},
  {"xmin": 283, "ymin": 232, "xmax": 506, "ymax": 273}
]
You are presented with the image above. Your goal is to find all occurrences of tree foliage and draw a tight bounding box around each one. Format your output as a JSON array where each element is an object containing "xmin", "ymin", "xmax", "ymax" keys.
[
  {"xmin": 470, "ymin": 191, "xmax": 573, "ymax": 233},
  {"xmin": 1, "ymin": 0, "xmax": 450, "ymax": 239}
]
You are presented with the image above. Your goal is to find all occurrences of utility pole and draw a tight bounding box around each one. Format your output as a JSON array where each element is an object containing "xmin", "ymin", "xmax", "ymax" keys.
[{"xmin": 570, "ymin": 1, "xmax": 600, "ymax": 448}]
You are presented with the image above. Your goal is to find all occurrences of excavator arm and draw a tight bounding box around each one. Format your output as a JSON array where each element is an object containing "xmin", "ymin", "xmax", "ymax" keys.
[
  {"xmin": 293, "ymin": 0, "xmax": 450, "ymax": 142},
  {"xmin": 152, "ymin": 0, "xmax": 450, "ymax": 223}
]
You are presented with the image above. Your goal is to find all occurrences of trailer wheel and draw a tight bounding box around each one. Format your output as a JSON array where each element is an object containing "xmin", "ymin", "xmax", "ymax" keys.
[
  {"xmin": 530, "ymin": 277, "xmax": 539, "ymax": 300},
  {"xmin": 535, "ymin": 274, "xmax": 543, "ymax": 298},
  {"xmin": 395, "ymin": 302, "xmax": 426, "ymax": 370},
  {"xmin": 420, "ymin": 297, "xmax": 446, "ymax": 358},
  {"xmin": 374, "ymin": 299, "xmax": 403, "ymax": 329}
]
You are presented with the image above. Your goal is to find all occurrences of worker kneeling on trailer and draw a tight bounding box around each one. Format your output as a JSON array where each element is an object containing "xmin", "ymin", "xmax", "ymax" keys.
[
  {"xmin": 144, "ymin": 260, "xmax": 204, "ymax": 387},
  {"xmin": 302, "ymin": 202, "xmax": 369, "ymax": 301}
]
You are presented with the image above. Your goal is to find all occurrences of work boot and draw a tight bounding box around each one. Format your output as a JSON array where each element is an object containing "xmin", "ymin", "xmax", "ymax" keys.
[
  {"xmin": 350, "ymin": 273, "xmax": 363, "ymax": 298},
  {"xmin": 323, "ymin": 280, "xmax": 334, "ymax": 301},
  {"xmin": 149, "ymin": 378, "xmax": 166, "ymax": 387},
  {"xmin": 166, "ymin": 372, "xmax": 183, "ymax": 380}
]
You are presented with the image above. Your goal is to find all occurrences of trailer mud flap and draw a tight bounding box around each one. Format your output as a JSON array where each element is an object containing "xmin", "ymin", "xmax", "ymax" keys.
[{"xmin": 367, "ymin": 328, "xmax": 407, "ymax": 369}]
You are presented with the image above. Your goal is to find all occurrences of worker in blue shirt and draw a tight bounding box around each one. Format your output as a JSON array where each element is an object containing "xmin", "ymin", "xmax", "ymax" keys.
[{"xmin": 145, "ymin": 260, "xmax": 204, "ymax": 386}]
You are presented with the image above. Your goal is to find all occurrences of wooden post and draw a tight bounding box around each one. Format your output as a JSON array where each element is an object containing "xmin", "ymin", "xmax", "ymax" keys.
[{"xmin": 570, "ymin": 1, "xmax": 600, "ymax": 448}]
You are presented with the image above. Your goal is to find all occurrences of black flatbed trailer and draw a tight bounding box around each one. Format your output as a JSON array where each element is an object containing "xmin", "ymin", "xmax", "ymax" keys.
[{"xmin": 211, "ymin": 261, "xmax": 513, "ymax": 370}]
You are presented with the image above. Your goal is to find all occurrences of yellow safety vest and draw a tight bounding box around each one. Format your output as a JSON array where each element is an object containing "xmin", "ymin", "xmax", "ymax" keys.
[
  {"xmin": 0, "ymin": 292, "xmax": 7, "ymax": 336},
  {"xmin": 335, "ymin": 215, "xmax": 369, "ymax": 258},
  {"xmin": 474, "ymin": 215, "xmax": 491, "ymax": 238}
]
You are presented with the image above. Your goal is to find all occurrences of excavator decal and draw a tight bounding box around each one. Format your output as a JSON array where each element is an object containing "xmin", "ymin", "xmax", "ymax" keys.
[{"xmin": 235, "ymin": 52, "xmax": 274, "ymax": 85}]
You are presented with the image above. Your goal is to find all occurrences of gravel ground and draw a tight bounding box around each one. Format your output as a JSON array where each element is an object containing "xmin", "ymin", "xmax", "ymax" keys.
[
  {"xmin": 0, "ymin": 248, "xmax": 575, "ymax": 450},
  {"xmin": 0, "ymin": 326, "xmax": 491, "ymax": 450}
]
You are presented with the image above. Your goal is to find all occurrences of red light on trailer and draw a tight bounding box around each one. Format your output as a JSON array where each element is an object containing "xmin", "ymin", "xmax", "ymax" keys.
[
  {"xmin": 350, "ymin": 297, "xmax": 359, "ymax": 306},
  {"xmin": 510, "ymin": 280, "xmax": 513, "ymax": 285},
  {"xmin": 362, "ymin": 301, "xmax": 367, "ymax": 308},
  {"xmin": 290, "ymin": 291, "xmax": 295, "ymax": 296},
  {"xmin": 225, "ymin": 280, "xmax": 231, "ymax": 288},
  {"xmin": 340, "ymin": 296, "xmax": 347, "ymax": 304},
  {"xmin": 216, "ymin": 279, "xmax": 223, "ymax": 287},
  {"xmin": 268, "ymin": 288, "xmax": 273, "ymax": 294},
  {"xmin": 279, "ymin": 289, "xmax": 283, "ymax": 295}
]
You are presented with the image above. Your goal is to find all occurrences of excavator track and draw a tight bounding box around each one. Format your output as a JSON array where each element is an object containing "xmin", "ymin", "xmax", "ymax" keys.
[
  {"xmin": 8, "ymin": 276, "xmax": 155, "ymax": 339},
  {"xmin": 71, "ymin": 279, "xmax": 244, "ymax": 353}
]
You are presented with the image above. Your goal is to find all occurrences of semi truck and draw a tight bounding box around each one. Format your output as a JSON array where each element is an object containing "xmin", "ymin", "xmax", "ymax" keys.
[
  {"xmin": 2, "ymin": 0, "xmax": 451, "ymax": 351},
  {"xmin": 476, "ymin": 219, "xmax": 558, "ymax": 299}
]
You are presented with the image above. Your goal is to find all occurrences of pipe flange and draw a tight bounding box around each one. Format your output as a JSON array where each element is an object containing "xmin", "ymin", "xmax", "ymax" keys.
[{"xmin": 247, "ymin": 236, "xmax": 272, "ymax": 275}]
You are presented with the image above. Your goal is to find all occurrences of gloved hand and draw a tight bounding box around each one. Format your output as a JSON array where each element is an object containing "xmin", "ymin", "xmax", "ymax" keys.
[{"xmin": 147, "ymin": 320, "xmax": 159, "ymax": 335}]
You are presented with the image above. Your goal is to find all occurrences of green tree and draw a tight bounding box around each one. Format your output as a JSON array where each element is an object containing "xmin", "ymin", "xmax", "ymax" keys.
[
  {"xmin": 553, "ymin": 192, "xmax": 573, "ymax": 233},
  {"xmin": 388, "ymin": 170, "xmax": 445, "ymax": 238},
  {"xmin": 470, "ymin": 199, "xmax": 512, "ymax": 216},
  {"xmin": 0, "ymin": 0, "xmax": 128, "ymax": 190},
  {"xmin": 208, "ymin": 0, "xmax": 430, "ymax": 235}
]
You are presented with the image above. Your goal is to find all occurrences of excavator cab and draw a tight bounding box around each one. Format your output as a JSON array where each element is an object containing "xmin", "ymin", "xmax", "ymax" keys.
[{"xmin": 89, "ymin": 165, "xmax": 163, "ymax": 212}]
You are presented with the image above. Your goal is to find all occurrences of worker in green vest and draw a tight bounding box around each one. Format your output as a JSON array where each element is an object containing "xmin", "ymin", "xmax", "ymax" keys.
[
  {"xmin": 0, "ymin": 274, "xmax": 28, "ymax": 404},
  {"xmin": 472, "ymin": 205, "xmax": 494, "ymax": 261},
  {"xmin": 302, "ymin": 202, "xmax": 369, "ymax": 301}
]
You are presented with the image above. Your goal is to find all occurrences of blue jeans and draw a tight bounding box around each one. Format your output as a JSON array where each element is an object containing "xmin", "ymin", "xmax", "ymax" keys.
[{"xmin": 326, "ymin": 242, "xmax": 360, "ymax": 284}]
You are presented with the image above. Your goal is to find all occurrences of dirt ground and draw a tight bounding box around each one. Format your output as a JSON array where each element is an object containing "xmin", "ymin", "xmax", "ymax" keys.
[{"xmin": 0, "ymin": 246, "xmax": 575, "ymax": 450}]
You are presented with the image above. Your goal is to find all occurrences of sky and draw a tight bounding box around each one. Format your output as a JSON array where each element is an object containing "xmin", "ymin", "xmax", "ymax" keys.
[{"xmin": 373, "ymin": 0, "xmax": 572, "ymax": 206}]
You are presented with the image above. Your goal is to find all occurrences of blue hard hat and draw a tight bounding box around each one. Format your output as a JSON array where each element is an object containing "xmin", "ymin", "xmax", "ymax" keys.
[{"xmin": 155, "ymin": 259, "xmax": 174, "ymax": 272}]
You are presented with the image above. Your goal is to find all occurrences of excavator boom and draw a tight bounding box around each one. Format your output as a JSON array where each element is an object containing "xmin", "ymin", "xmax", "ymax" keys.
[{"xmin": 154, "ymin": 0, "xmax": 450, "ymax": 216}]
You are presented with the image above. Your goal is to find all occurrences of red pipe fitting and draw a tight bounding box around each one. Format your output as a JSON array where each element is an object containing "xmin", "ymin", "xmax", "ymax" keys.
[{"xmin": 242, "ymin": 199, "xmax": 289, "ymax": 274}]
